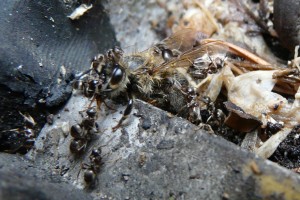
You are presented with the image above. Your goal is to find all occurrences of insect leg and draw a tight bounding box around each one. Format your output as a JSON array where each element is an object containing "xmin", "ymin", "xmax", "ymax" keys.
[
  {"xmin": 102, "ymin": 100, "xmax": 116, "ymax": 111},
  {"xmin": 112, "ymin": 94, "xmax": 133, "ymax": 132}
]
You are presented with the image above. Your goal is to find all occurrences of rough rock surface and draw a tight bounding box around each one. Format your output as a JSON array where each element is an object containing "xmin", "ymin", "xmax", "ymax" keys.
[
  {"xmin": 0, "ymin": 153, "xmax": 93, "ymax": 200},
  {"xmin": 24, "ymin": 96, "xmax": 300, "ymax": 199},
  {"xmin": 104, "ymin": 0, "xmax": 169, "ymax": 53}
]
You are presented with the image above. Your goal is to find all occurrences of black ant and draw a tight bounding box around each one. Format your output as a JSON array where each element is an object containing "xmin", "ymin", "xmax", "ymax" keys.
[
  {"xmin": 80, "ymin": 147, "xmax": 103, "ymax": 187},
  {"xmin": 69, "ymin": 107, "xmax": 99, "ymax": 154}
]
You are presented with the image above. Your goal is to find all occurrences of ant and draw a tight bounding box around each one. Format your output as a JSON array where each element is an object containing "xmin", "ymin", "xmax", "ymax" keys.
[
  {"xmin": 79, "ymin": 143, "xmax": 119, "ymax": 187},
  {"xmin": 80, "ymin": 147, "xmax": 104, "ymax": 187},
  {"xmin": 69, "ymin": 107, "xmax": 99, "ymax": 154}
]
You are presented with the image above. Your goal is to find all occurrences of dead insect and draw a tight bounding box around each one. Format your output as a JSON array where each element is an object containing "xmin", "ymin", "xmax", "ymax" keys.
[
  {"xmin": 72, "ymin": 29, "xmax": 208, "ymax": 131},
  {"xmin": 73, "ymin": 28, "xmax": 295, "ymax": 136},
  {"xmin": 71, "ymin": 30, "xmax": 218, "ymax": 130},
  {"xmin": 2, "ymin": 112, "xmax": 36, "ymax": 153}
]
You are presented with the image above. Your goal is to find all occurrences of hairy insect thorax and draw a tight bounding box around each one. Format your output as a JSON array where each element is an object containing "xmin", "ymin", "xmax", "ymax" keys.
[{"xmin": 89, "ymin": 48, "xmax": 131, "ymax": 98}]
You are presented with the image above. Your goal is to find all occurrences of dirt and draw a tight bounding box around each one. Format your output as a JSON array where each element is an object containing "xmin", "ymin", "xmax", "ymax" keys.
[{"xmin": 270, "ymin": 126, "xmax": 300, "ymax": 169}]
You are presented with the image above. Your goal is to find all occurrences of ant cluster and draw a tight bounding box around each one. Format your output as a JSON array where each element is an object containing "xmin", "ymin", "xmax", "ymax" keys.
[
  {"xmin": 69, "ymin": 106, "xmax": 106, "ymax": 186},
  {"xmin": 73, "ymin": 47, "xmax": 133, "ymax": 132},
  {"xmin": 188, "ymin": 56, "xmax": 225, "ymax": 79},
  {"xmin": 178, "ymin": 86, "xmax": 226, "ymax": 132}
]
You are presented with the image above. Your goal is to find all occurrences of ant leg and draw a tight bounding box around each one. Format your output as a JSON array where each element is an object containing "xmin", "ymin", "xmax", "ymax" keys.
[
  {"xmin": 112, "ymin": 97, "xmax": 133, "ymax": 132},
  {"xmin": 106, "ymin": 157, "xmax": 121, "ymax": 164},
  {"xmin": 102, "ymin": 100, "xmax": 116, "ymax": 111},
  {"xmin": 93, "ymin": 94, "xmax": 116, "ymax": 111},
  {"xmin": 85, "ymin": 95, "xmax": 97, "ymax": 108},
  {"xmin": 77, "ymin": 162, "xmax": 90, "ymax": 180},
  {"xmin": 84, "ymin": 95, "xmax": 101, "ymax": 118},
  {"xmin": 95, "ymin": 95, "xmax": 102, "ymax": 109},
  {"xmin": 94, "ymin": 95, "xmax": 115, "ymax": 111}
]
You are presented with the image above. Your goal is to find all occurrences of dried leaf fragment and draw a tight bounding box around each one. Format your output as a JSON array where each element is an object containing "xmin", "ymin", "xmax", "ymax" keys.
[
  {"xmin": 255, "ymin": 128, "xmax": 291, "ymax": 159},
  {"xmin": 19, "ymin": 112, "xmax": 36, "ymax": 128},
  {"xmin": 224, "ymin": 101, "xmax": 262, "ymax": 133}
]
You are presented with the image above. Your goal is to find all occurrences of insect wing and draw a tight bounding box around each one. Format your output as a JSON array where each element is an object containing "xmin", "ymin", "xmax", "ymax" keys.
[
  {"xmin": 129, "ymin": 29, "xmax": 207, "ymax": 72},
  {"xmin": 158, "ymin": 28, "xmax": 207, "ymax": 52},
  {"xmin": 153, "ymin": 40, "xmax": 229, "ymax": 73}
]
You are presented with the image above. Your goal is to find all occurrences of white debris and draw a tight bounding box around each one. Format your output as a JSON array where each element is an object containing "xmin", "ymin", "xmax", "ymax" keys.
[
  {"xmin": 68, "ymin": 4, "xmax": 93, "ymax": 20},
  {"xmin": 255, "ymin": 128, "xmax": 291, "ymax": 159}
]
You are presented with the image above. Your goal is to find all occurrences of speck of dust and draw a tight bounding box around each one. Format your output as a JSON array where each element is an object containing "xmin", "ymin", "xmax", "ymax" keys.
[
  {"xmin": 256, "ymin": 78, "xmax": 262, "ymax": 84},
  {"xmin": 49, "ymin": 17, "xmax": 55, "ymax": 23},
  {"xmin": 17, "ymin": 65, "xmax": 23, "ymax": 70}
]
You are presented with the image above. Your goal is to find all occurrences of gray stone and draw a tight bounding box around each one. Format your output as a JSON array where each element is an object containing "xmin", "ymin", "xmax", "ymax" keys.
[
  {"xmin": 0, "ymin": 153, "xmax": 93, "ymax": 200},
  {"xmin": 26, "ymin": 97, "xmax": 300, "ymax": 199}
]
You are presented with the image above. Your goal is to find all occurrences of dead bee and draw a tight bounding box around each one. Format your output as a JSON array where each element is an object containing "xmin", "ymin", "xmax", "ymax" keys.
[
  {"xmin": 69, "ymin": 107, "xmax": 99, "ymax": 154},
  {"xmin": 72, "ymin": 29, "xmax": 205, "ymax": 130},
  {"xmin": 72, "ymin": 28, "xmax": 273, "ymax": 132}
]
